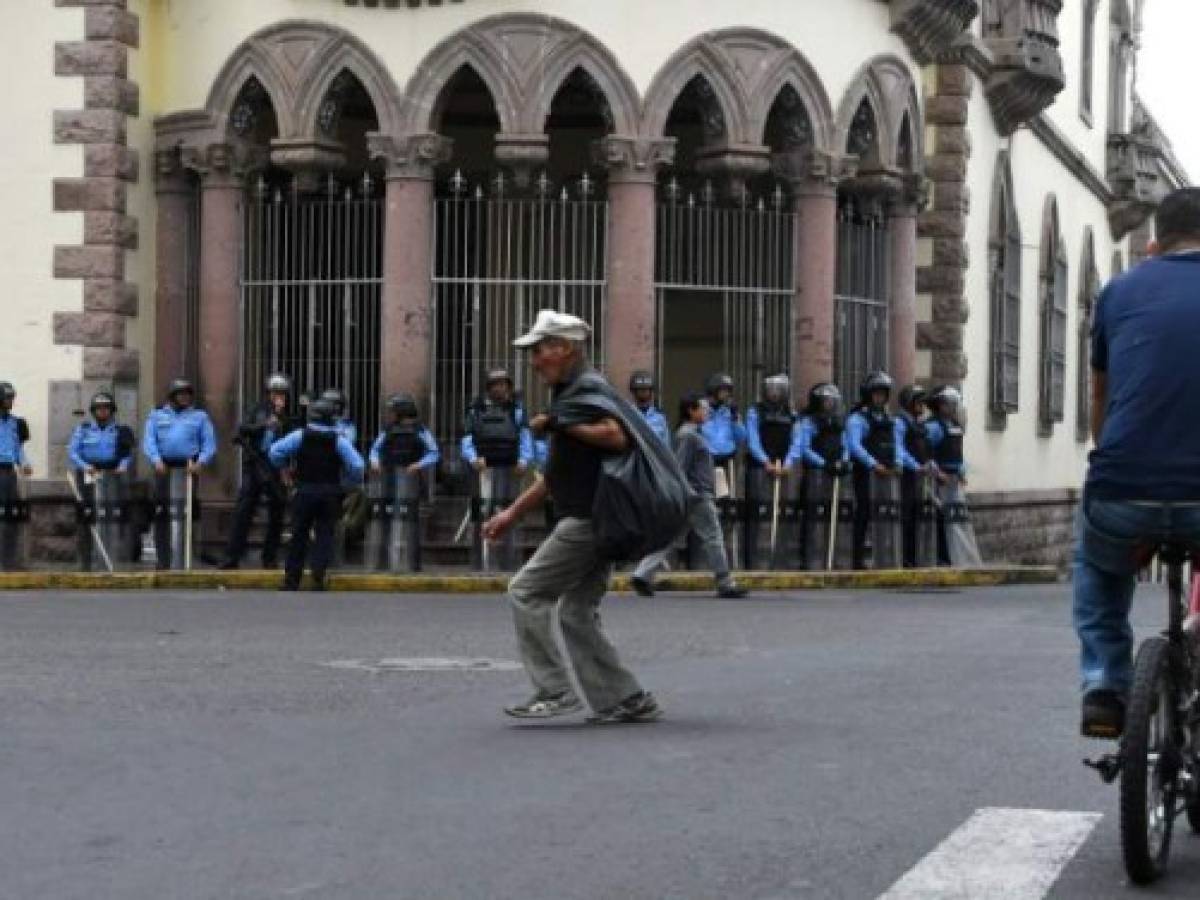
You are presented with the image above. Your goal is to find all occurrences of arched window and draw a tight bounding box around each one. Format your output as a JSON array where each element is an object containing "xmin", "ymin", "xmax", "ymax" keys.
[
  {"xmin": 1039, "ymin": 197, "xmax": 1068, "ymax": 433},
  {"xmin": 989, "ymin": 153, "xmax": 1021, "ymax": 426},
  {"xmin": 1076, "ymin": 230, "xmax": 1100, "ymax": 442},
  {"xmin": 1080, "ymin": 0, "xmax": 1098, "ymax": 123}
]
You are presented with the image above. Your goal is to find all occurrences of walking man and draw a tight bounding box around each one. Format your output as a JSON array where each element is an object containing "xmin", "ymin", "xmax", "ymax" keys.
[
  {"xmin": 269, "ymin": 398, "xmax": 364, "ymax": 591},
  {"xmin": 482, "ymin": 310, "xmax": 661, "ymax": 723}
]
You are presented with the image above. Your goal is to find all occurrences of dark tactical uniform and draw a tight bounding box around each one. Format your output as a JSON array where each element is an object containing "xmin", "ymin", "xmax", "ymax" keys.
[
  {"xmin": 897, "ymin": 402, "xmax": 932, "ymax": 568},
  {"xmin": 224, "ymin": 398, "xmax": 296, "ymax": 568},
  {"xmin": 0, "ymin": 387, "xmax": 30, "ymax": 570}
]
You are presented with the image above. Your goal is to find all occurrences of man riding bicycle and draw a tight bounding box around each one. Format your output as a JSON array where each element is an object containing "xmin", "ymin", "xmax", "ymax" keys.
[{"xmin": 1076, "ymin": 188, "xmax": 1200, "ymax": 740}]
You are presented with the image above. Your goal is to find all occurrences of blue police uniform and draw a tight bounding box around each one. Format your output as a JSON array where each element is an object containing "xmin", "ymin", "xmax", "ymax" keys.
[
  {"xmin": 369, "ymin": 426, "xmax": 440, "ymax": 469},
  {"xmin": 795, "ymin": 417, "xmax": 849, "ymax": 468},
  {"xmin": 700, "ymin": 404, "xmax": 746, "ymax": 463},
  {"xmin": 222, "ymin": 403, "xmax": 299, "ymax": 569},
  {"xmin": 0, "ymin": 414, "xmax": 28, "ymax": 467},
  {"xmin": 926, "ymin": 419, "xmax": 967, "ymax": 476},
  {"xmin": 143, "ymin": 405, "xmax": 217, "ymax": 467},
  {"xmin": 846, "ymin": 407, "xmax": 904, "ymax": 569},
  {"xmin": 894, "ymin": 416, "xmax": 926, "ymax": 473},
  {"xmin": 636, "ymin": 405, "xmax": 671, "ymax": 446},
  {"xmin": 335, "ymin": 418, "xmax": 358, "ymax": 447},
  {"xmin": 68, "ymin": 421, "xmax": 133, "ymax": 472},
  {"xmin": 846, "ymin": 410, "xmax": 903, "ymax": 470},
  {"xmin": 745, "ymin": 405, "xmax": 799, "ymax": 468},
  {"xmin": 0, "ymin": 413, "xmax": 30, "ymax": 569}
]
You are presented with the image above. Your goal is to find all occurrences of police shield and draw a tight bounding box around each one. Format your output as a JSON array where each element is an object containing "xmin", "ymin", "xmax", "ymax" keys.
[
  {"xmin": 711, "ymin": 461, "xmax": 740, "ymax": 570},
  {"xmin": 746, "ymin": 466, "xmax": 802, "ymax": 570},
  {"xmin": 868, "ymin": 471, "xmax": 903, "ymax": 569},
  {"xmin": 744, "ymin": 467, "xmax": 772, "ymax": 570},
  {"xmin": 158, "ymin": 468, "xmax": 195, "ymax": 570},
  {"xmin": 0, "ymin": 468, "xmax": 29, "ymax": 571},
  {"xmin": 803, "ymin": 469, "xmax": 854, "ymax": 571},
  {"xmin": 938, "ymin": 474, "xmax": 982, "ymax": 567},
  {"xmin": 473, "ymin": 466, "xmax": 519, "ymax": 572},
  {"xmin": 365, "ymin": 468, "xmax": 422, "ymax": 572},
  {"xmin": 912, "ymin": 472, "xmax": 939, "ymax": 568},
  {"xmin": 79, "ymin": 471, "xmax": 130, "ymax": 571}
]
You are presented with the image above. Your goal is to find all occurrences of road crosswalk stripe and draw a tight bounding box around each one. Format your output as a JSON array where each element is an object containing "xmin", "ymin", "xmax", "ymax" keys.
[{"xmin": 877, "ymin": 807, "xmax": 1102, "ymax": 900}]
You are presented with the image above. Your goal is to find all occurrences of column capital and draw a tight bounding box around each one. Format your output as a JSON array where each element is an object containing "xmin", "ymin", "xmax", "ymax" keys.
[
  {"xmin": 592, "ymin": 135, "xmax": 676, "ymax": 185},
  {"xmin": 182, "ymin": 142, "xmax": 260, "ymax": 188},
  {"xmin": 891, "ymin": 171, "xmax": 932, "ymax": 216},
  {"xmin": 154, "ymin": 147, "xmax": 192, "ymax": 195},
  {"xmin": 772, "ymin": 148, "xmax": 858, "ymax": 198},
  {"xmin": 493, "ymin": 132, "xmax": 550, "ymax": 191},
  {"xmin": 368, "ymin": 132, "xmax": 453, "ymax": 182}
]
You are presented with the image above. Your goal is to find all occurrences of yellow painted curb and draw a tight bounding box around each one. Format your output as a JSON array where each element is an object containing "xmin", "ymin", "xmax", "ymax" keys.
[{"xmin": 0, "ymin": 566, "xmax": 1057, "ymax": 593}]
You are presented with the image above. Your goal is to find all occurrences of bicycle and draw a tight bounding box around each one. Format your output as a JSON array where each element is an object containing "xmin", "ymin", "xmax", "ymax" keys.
[{"xmin": 1085, "ymin": 542, "xmax": 1200, "ymax": 884}]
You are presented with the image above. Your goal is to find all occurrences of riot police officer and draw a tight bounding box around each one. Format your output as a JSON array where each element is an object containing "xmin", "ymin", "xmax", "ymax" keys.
[
  {"xmin": 366, "ymin": 393, "xmax": 439, "ymax": 572},
  {"xmin": 927, "ymin": 385, "xmax": 971, "ymax": 566},
  {"xmin": 68, "ymin": 391, "xmax": 135, "ymax": 570},
  {"xmin": 319, "ymin": 388, "xmax": 357, "ymax": 446},
  {"xmin": 460, "ymin": 369, "xmax": 533, "ymax": 474},
  {"xmin": 143, "ymin": 378, "xmax": 217, "ymax": 569},
  {"xmin": 700, "ymin": 372, "xmax": 747, "ymax": 468},
  {"xmin": 896, "ymin": 385, "xmax": 935, "ymax": 568},
  {"xmin": 221, "ymin": 373, "xmax": 295, "ymax": 570},
  {"xmin": 269, "ymin": 398, "xmax": 364, "ymax": 591},
  {"xmin": 629, "ymin": 371, "xmax": 670, "ymax": 445},
  {"xmin": 0, "ymin": 382, "xmax": 32, "ymax": 569},
  {"xmin": 846, "ymin": 372, "xmax": 903, "ymax": 569},
  {"xmin": 797, "ymin": 383, "xmax": 851, "ymax": 570},
  {"xmin": 369, "ymin": 393, "xmax": 440, "ymax": 476},
  {"xmin": 744, "ymin": 374, "xmax": 799, "ymax": 568}
]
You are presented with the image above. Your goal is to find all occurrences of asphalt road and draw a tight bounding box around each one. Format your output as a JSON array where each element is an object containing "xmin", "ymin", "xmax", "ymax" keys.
[{"xmin": 0, "ymin": 583, "xmax": 1195, "ymax": 899}]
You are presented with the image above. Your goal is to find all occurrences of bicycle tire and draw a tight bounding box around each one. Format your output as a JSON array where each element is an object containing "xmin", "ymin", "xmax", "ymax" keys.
[{"xmin": 1120, "ymin": 636, "xmax": 1178, "ymax": 884}]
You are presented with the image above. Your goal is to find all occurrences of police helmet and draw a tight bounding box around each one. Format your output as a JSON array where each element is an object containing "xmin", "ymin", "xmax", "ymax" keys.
[
  {"xmin": 859, "ymin": 371, "xmax": 894, "ymax": 404},
  {"xmin": 898, "ymin": 384, "xmax": 928, "ymax": 410},
  {"xmin": 807, "ymin": 382, "xmax": 843, "ymax": 415},
  {"xmin": 485, "ymin": 369, "xmax": 513, "ymax": 388},
  {"xmin": 265, "ymin": 373, "xmax": 292, "ymax": 395},
  {"xmin": 167, "ymin": 378, "xmax": 194, "ymax": 400},
  {"xmin": 387, "ymin": 392, "xmax": 419, "ymax": 419},
  {"xmin": 90, "ymin": 391, "xmax": 116, "ymax": 414},
  {"xmin": 705, "ymin": 373, "xmax": 735, "ymax": 396},
  {"xmin": 763, "ymin": 374, "xmax": 790, "ymax": 400},
  {"xmin": 930, "ymin": 384, "xmax": 963, "ymax": 409},
  {"xmin": 309, "ymin": 398, "xmax": 337, "ymax": 425},
  {"xmin": 629, "ymin": 371, "xmax": 655, "ymax": 393},
  {"xmin": 0, "ymin": 382, "xmax": 14, "ymax": 402},
  {"xmin": 319, "ymin": 388, "xmax": 346, "ymax": 415}
]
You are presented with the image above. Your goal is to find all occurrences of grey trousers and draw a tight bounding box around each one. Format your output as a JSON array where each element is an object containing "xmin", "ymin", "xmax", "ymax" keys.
[
  {"xmin": 634, "ymin": 496, "xmax": 732, "ymax": 586},
  {"xmin": 509, "ymin": 517, "xmax": 643, "ymax": 712}
]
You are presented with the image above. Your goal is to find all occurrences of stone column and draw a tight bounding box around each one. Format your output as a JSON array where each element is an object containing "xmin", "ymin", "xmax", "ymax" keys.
[
  {"xmin": 154, "ymin": 149, "xmax": 193, "ymax": 399},
  {"xmin": 776, "ymin": 149, "xmax": 854, "ymax": 392},
  {"xmin": 370, "ymin": 134, "xmax": 452, "ymax": 414},
  {"xmin": 888, "ymin": 175, "xmax": 927, "ymax": 389},
  {"xmin": 194, "ymin": 144, "xmax": 245, "ymax": 501},
  {"xmin": 594, "ymin": 136, "xmax": 676, "ymax": 392}
]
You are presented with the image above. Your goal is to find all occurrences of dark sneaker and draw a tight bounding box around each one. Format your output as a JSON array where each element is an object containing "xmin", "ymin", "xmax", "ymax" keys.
[
  {"xmin": 311, "ymin": 574, "xmax": 328, "ymax": 592},
  {"xmin": 717, "ymin": 583, "xmax": 748, "ymax": 599},
  {"xmin": 504, "ymin": 692, "xmax": 583, "ymax": 719},
  {"xmin": 631, "ymin": 575, "xmax": 655, "ymax": 597},
  {"xmin": 1081, "ymin": 689, "xmax": 1126, "ymax": 739},
  {"xmin": 279, "ymin": 577, "xmax": 300, "ymax": 592},
  {"xmin": 588, "ymin": 691, "xmax": 663, "ymax": 724}
]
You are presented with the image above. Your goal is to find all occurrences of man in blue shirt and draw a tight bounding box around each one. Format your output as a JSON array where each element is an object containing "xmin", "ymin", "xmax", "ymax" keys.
[
  {"xmin": 221, "ymin": 373, "xmax": 296, "ymax": 570},
  {"xmin": 368, "ymin": 393, "xmax": 440, "ymax": 475},
  {"xmin": 846, "ymin": 371, "xmax": 902, "ymax": 569},
  {"xmin": 1075, "ymin": 189, "xmax": 1200, "ymax": 739},
  {"xmin": 319, "ymin": 388, "xmax": 357, "ymax": 447},
  {"xmin": 0, "ymin": 382, "xmax": 32, "ymax": 570},
  {"xmin": 69, "ymin": 391, "xmax": 135, "ymax": 570},
  {"xmin": 700, "ymin": 372, "xmax": 747, "ymax": 466},
  {"xmin": 744, "ymin": 374, "xmax": 799, "ymax": 568},
  {"xmin": 143, "ymin": 378, "xmax": 217, "ymax": 569},
  {"xmin": 270, "ymin": 398, "xmax": 365, "ymax": 591},
  {"xmin": 629, "ymin": 371, "xmax": 670, "ymax": 445}
]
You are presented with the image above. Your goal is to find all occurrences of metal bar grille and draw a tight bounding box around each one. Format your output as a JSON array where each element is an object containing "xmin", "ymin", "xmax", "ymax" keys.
[
  {"xmin": 182, "ymin": 182, "xmax": 202, "ymax": 385},
  {"xmin": 833, "ymin": 197, "xmax": 890, "ymax": 399},
  {"xmin": 431, "ymin": 184, "xmax": 608, "ymax": 454},
  {"xmin": 240, "ymin": 180, "xmax": 383, "ymax": 450}
]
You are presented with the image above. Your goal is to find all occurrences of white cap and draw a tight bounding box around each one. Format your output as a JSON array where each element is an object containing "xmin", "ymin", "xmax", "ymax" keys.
[{"xmin": 513, "ymin": 310, "xmax": 593, "ymax": 348}]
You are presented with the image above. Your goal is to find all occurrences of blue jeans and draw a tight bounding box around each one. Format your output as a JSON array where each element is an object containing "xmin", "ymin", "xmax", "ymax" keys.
[{"xmin": 1073, "ymin": 495, "xmax": 1200, "ymax": 695}]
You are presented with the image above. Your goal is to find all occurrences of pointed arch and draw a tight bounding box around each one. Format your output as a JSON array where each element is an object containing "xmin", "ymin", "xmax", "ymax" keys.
[
  {"xmin": 401, "ymin": 25, "xmax": 520, "ymax": 135},
  {"xmin": 520, "ymin": 30, "xmax": 640, "ymax": 136},
  {"xmin": 293, "ymin": 32, "xmax": 402, "ymax": 138},
  {"xmin": 642, "ymin": 38, "xmax": 746, "ymax": 142},
  {"xmin": 836, "ymin": 55, "xmax": 922, "ymax": 170},
  {"xmin": 205, "ymin": 28, "xmax": 300, "ymax": 140},
  {"xmin": 1038, "ymin": 195, "xmax": 1069, "ymax": 432},
  {"xmin": 988, "ymin": 151, "xmax": 1022, "ymax": 423},
  {"xmin": 1076, "ymin": 226, "xmax": 1100, "ymax": 441},
  {"xmin": 751, "ymin": 47, "xmax": 835, "ymax": 154}
]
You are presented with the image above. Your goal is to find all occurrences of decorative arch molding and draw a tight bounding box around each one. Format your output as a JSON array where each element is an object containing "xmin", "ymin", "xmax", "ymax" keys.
[
  {"xmin": 1039, "ymin": 193, "xmax": 1063, "ymax": 276},
  {"xmin": 988, "ymin": 148, "xmax": 1019, "ymax": 240},
  {"xmin": 400, "ymin": 14, "xmax": 640, "ymax": 137},
  {"xmin": 293, "ymin": 31, "xmax": 404, "ymax": 139},
  {"xmin": 642, "ymin": 28, "xmax": 835, "ymax": 153},
  {"xmin": 835, "ymin": 55, "xmax": 923, "ymax": 171}
]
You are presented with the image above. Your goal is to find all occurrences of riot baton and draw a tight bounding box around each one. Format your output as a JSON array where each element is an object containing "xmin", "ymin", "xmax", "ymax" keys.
[
  {"xmin": 480, "ymin": 468, "xmax": 493, "ymax": 570},
  {"xmin": 769, "ymin": 461, "xmax": 782, "ymax": 564},
  {"xmin": 827, "ymin": 474, "xmax": 840, "ymax": 572},
  {"xmin": 728, "ymin": 459, "xmax": 740, "ymax": 566},
  {"xmin": 184, "ymin": 470, "xmax": 194, "ymax": 571},
  {"xmin": 66, "ymin": 470, "xmax": 114, "ymax": 573}
]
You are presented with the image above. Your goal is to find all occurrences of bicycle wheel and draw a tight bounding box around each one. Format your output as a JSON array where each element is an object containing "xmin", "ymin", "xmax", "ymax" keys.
[{"xmin": 1120, "ymin": 636, "xmax": 1180, "ymax": 884}]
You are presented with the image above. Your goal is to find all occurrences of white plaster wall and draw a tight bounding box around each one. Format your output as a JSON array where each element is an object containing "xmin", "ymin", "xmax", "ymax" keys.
[
  {"xmin": 153, "ymin": 0, "xmax": 913, "ymax": 130},
  {"xmin": 0, "ymin": 1, "xmax": 87, "ymax": 475},
  {"xmin": 127, "ymin": 0, "xmax": 157, "ymax": 428},
  {"xmin": 1042, "ymin": 0, "xmax": 1112, "ymax": 173}
]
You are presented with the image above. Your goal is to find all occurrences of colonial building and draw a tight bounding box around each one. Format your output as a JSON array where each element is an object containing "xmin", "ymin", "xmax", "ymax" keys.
[{"xmin": 11, "ymin": 0, "xmax": 1183, "ymax": 565}]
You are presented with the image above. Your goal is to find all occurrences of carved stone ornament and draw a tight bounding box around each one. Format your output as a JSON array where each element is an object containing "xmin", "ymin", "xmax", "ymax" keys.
[
  {"xmin": 592, "ymin": 136, "xmax": 677, "ymax": 184},
  {"xmin": 366, "ymin": 132, "xmax": 453, "ymax": 180},
  {"xmin": 493, "ymin": 133, "xmax": 551, "ymax": 191},
  {"xmin": 269, "ymin": 137, "xmax": 348, "ymax": 177},
  {"xmin": 772, "ymin": 147, "xmax": 858, "ymax": 194},
  {"xmin": 890, "ymin": 0, "xmax": 981, "ymax": 64},
  {"xmin": 983, "ymin": 0, "xmax": 1065, "ymax": 135}
]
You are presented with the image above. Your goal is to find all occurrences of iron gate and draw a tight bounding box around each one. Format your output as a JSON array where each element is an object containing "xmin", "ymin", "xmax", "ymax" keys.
[
  {"xmin": 240, "ymin": 177, "xmax": 383, "ymax": 448},
  {"xmin": 431, "ymin": 173, "xmax": 608, "ymax": 452},
  {"xmin": 833, "ymin": 196, "xmax": 890, "ymax": 398},
  {"xmin": 654, "ymin": 181, "xmax": 796, "ymax": 410}
]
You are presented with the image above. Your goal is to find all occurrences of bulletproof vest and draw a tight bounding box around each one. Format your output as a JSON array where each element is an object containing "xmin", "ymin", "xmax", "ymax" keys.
[
  {"xmin": 900, "ymin": 412, "xmax": 930, "ymax": 464},
  {"xmin": 381, "ymin": 424, "xmax": 423, "ymax": 468},
  {"xmin": 296, "ymin": 429, "xmax": 341, "ymax": 485},
  {"xmin": 754, "ymin": 402, "xmax": 795, "ymax": 462},
  {"xmin": 863, "ymin": 410, "xmax": 896, "ymax": 464},
  {"xmin": 472, "ymin": 402, "xmax": 519, "ymax": 466},
  {"xmin": 934, "ymin": 419, "xmax": 965, "ymax": 468},
  {"xmin": 811, "ymin": 416, "xmax": 844, "ymax": 465}
]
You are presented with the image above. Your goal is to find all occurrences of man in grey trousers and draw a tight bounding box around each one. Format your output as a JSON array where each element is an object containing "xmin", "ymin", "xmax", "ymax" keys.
[
  {"xmin": 482, "ymin": 310, "xmax": 661, "ymax": 723},
  {"xmin": 631, "ymin": 392, "xmax": 748, "ymax": 599}
]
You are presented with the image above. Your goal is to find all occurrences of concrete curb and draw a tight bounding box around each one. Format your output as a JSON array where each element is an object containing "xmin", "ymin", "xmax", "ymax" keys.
[{"xmin": 0, "ymin": 566, "xmax": 1058, "ymax": 593}]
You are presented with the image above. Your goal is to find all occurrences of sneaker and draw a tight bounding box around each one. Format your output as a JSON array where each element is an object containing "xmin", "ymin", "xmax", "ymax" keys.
[
  {"xmin": 631, "ymin": 575, "xmax": 655, "ymax": 597},
  {"xmin": 717, "ymin": 583, "xmax": 748, "ymax": 599},
  {"xmin": 1081, "ymin": 689, "xmax": 1126, "ymax": 739},
  {"xmin": 588, "ymin": 691, "xmax": 663, "ymax": 724},
  {"xmin": 504, "ymin": 691, "xmax": 583, "ymax": 719}
]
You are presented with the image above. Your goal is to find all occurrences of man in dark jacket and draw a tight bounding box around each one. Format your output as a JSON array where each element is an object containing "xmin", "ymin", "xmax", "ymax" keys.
[{"xmin": 483, "ymin": 310, "xmax": 661, "ymax": 724}]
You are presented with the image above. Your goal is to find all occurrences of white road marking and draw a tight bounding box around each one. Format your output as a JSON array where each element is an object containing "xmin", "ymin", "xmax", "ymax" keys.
[
  {"xmin": 877, "ymin": 807, "xmax": 1102, "ymax": 900},
  {"xmin": 322, "ymin": 657, "xmax": 522, "ymax": 673}
]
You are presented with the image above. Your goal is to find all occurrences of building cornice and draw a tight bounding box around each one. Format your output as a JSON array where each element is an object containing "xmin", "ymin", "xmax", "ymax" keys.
[{"xmin": 1026, "ymin": 114, "xmax": 1112, "ymax": 206}]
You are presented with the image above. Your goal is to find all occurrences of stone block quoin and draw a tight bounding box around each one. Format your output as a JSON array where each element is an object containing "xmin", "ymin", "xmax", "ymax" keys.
[{"xmin": 52, "ymin": 0, "xmax": 140, "ymax": 378}]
